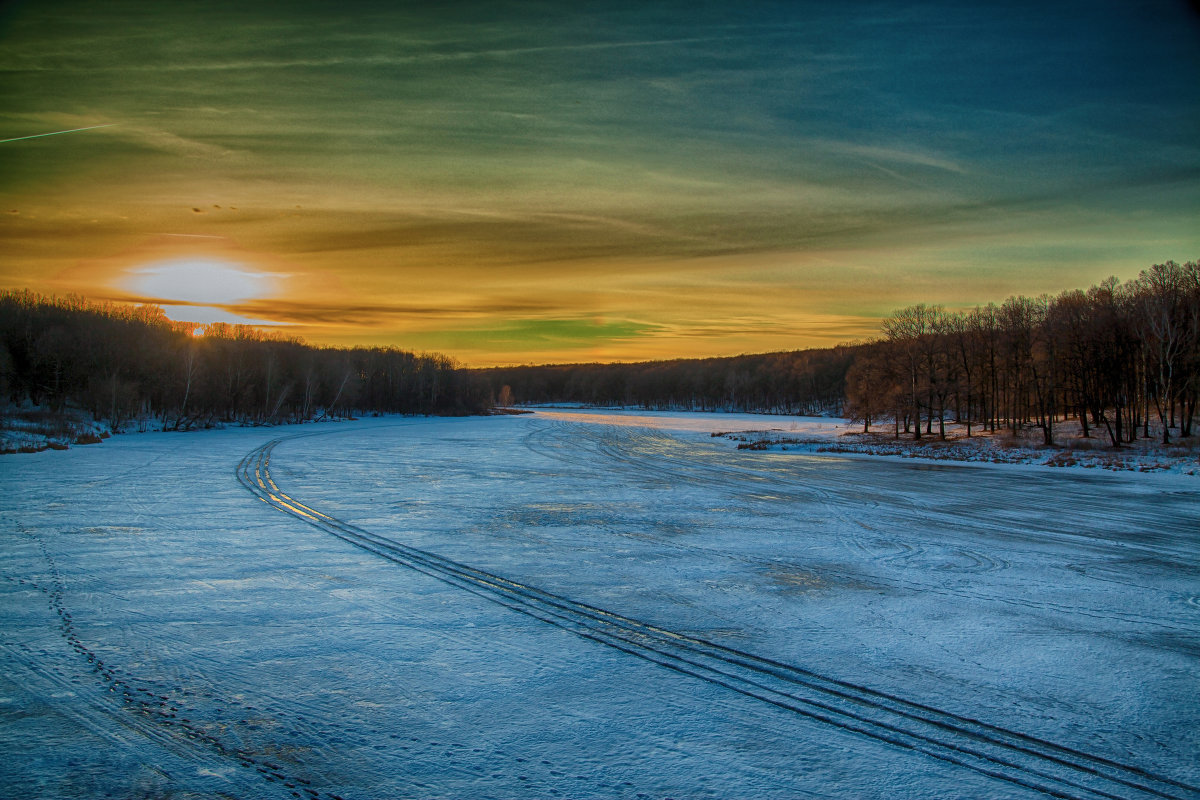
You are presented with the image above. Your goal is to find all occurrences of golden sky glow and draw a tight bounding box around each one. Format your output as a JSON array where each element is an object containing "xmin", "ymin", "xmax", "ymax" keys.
[{"xmin": 2, "ymin": 1, "xmax": 1199, "ymax": 366}]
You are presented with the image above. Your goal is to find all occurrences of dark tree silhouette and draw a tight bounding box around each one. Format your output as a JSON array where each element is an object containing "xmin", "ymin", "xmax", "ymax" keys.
[
  {"xmin": 842, "ymin": 262, "xmax": 1199, "ymax": 447},
  {"xmin": 0, "ymin": 291, "xmax": 490, "ymax": 432}
]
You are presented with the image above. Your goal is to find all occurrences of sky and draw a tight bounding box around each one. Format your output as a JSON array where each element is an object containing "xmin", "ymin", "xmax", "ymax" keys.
[{"xmin": 1, "ymin": 1, "xmax": 1198, "ymax": 366}]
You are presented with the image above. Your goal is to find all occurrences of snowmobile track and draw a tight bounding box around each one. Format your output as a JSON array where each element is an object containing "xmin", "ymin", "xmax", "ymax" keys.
[
  {"xmin": 2, "ymin": 518, "xmax": 326, "ymax": 800},
  {"xmin": 238, "ymin": 433, "xmax": 1200, "ymax": 800}
]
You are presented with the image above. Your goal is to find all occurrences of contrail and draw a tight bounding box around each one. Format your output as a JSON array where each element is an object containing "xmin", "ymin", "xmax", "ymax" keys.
[{"xmin": 0, "ymin": 123, "xmax": 116, "ymax": 144}]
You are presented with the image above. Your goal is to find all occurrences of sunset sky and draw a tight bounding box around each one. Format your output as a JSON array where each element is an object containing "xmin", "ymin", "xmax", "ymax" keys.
[{"xmin": 2, "ymin": 1, "xmax": 1198, "ymax": 366}]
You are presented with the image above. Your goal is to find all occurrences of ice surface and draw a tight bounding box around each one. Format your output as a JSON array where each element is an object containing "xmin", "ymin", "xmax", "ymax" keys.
[{"xmin": 2, "ymin": 410, "xmax": 1198, "ymax": 799}]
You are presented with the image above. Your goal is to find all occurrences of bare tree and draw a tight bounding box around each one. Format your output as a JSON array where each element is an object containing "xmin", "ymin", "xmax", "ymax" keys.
[
  {"xmin": 1133, "ymin": 261, "xmax": 1190, "ymax": 443},
  {"xmin": 882, "ymin": 305, "xmax": 939, "ymax": 440}
]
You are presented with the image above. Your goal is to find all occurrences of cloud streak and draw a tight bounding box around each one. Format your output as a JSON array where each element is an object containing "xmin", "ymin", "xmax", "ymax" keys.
[
  {"xmin": 1, "ymin": 32, "xmax": 792, "ymax": 75},
  {"xmin": 0, "ymin": 123, "xmax": 116, "ymax": 144}
]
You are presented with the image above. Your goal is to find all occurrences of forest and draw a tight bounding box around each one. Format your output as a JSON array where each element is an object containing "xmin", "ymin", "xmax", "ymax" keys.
[
  {"xmin": 841, "ymin": 260, "xmax": 1200, "ymax": 447},
  {"xmin": 476, "ymin": 260, "xmax": 1200, "ymax": 448},
  {"xmin": 0, "ymin": 290, "xmax": 491, "ymax": 433},
  {"xmin": 478, "ymin": 346, "xmax": 857, "ymax": 416}
]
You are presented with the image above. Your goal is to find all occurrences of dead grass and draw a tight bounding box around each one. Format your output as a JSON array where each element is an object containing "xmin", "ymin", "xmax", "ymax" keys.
[{"xmin": 1, "ymin": 406, "xmax": 110, "ymax": 455}]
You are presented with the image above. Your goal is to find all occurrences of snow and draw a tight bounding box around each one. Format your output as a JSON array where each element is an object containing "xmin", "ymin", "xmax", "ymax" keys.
[
  {"xmin": 2, "ymin": 410, "xmax": 1198, "ymax": 799},
  {"xmin": 0, "ymin": 406, "xmax": 113, "ymax": 454},
  {"xmin": 710, "ymin": 417, "xmax": 1200, "ymax": 476}
]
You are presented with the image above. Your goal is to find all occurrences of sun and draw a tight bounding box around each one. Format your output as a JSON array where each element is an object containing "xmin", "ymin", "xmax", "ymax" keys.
[
  {"xmin": 119, "ymin": 258, "xmax": 287, "ymax": 326},
  {"xmin": 125, "ymin": 258, "xmax": 274, "ymax": 306}
]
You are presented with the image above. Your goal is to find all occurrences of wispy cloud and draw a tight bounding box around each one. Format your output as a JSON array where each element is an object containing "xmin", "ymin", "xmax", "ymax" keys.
[
  {"xmin": 115, "ymin": 125, "xmax": 235, "ymax": 158},
  {"xmin": 1, "ymin": 34, "xmax": 763, "ymax": 74},
  {"xmin": 2, "ymin": 1, "xmax": 1198, "ymax": 363},
  {"xmin": 1, "ymin": 112, "xmax": 232, "ymax": 158},
  {"xmin": 228, "ymin": 298, "xmax": 558, "ymax": 327}
]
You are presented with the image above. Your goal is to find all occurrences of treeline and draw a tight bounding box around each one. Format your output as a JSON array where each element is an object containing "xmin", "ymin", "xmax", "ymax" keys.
[
  {"xmin": 845, "ymin": 260, "xmax": 1200, "ymax": 446},
  {"xmin": 0, "ymin": 291, "xmax": 490, "ymax": 429},
  {"xmin": 7, "ymin": 258, "xmax": 1196, "ymax": 445},
  {"xmin": 478, "ymin": 347, "xmax": 857, "ymax": 415}
]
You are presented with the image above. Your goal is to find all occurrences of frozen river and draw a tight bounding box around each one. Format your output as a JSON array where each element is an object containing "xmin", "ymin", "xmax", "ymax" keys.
[{"xmin": 2, "ymin": 410, "xmax": 1198, "ymax": 799}]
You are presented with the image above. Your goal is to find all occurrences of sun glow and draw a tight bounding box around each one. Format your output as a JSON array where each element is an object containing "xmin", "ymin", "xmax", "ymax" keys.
[
  {"xmin": 119, "ymin": 258, "xmax": 288, "ymax": 327},
  {"xmin": 125, "ymin": 259, "xmax": 274, "ymax": 306}
]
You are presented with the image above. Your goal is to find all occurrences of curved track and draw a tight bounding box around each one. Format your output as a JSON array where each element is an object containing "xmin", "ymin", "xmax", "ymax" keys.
[
  {"xmin": 238, "ymin": 431, "xmax": 1200, "ymax": 800},
  {"xmin": 2, "ymin": 517, "xmax": 325, "ymax": 800}
]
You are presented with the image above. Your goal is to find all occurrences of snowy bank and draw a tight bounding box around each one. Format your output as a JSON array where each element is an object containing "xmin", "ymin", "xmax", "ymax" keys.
[{"xmin": 712, "ymin": 418, "xmax": 1200, "ymax": 477}]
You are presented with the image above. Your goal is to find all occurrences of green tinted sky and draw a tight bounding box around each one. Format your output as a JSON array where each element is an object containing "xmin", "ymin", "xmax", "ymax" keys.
[{"xmin": 2, "ymin": 0, "xmax": 1198, "ymax": 364}]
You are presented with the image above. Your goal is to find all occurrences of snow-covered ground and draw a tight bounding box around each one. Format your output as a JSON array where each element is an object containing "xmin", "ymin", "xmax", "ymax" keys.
[
  {"xmin": 2, "ymin": 409, "xmax": 1197, "ymax": 799},
  {"xmin": 713, "ymin": 417, "xmax": 1200, "ymax": 476}
]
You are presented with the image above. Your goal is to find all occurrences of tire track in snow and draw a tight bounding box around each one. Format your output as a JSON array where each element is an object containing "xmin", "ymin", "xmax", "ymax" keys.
[
  {"xmin": 238, "ymin": 434, "xmax": 1200, "ymax": 800},
  {"xmin": 1, "ymin": 517, "xmax": 340, "ymax": 800}
]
